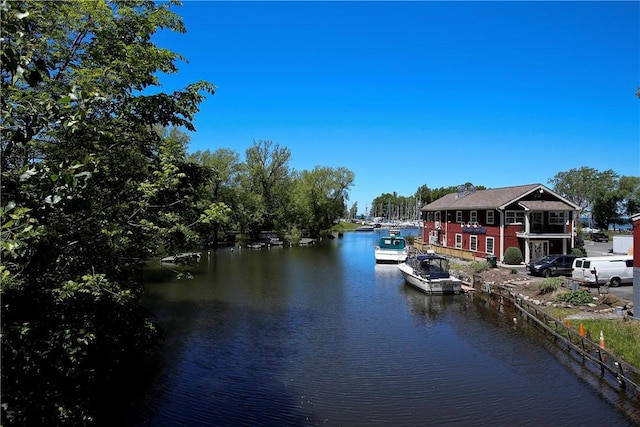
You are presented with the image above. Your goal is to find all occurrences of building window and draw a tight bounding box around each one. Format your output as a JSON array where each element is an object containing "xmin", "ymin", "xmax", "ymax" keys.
[
  {"xmin": 455, "ymin": 234, "xmax": 462, "ymax": 249},
  {"xmin": 548, "ymin": 211, "xmax": 565, "ymax": 225},
  {"xmin": 434, "ymin": 211, "xmax": 440, "ymax": 222},
  {"xmin": 486, "ymin": 210, "xmax": 494, "ymax": 224},
  {"xmin": 486, "ymin": 237, "xmax": 494, "ymax": 255},
  {"xmin": 470, "ymin": 235, "xmax": 477, "ymax": 252},
  {"xmin": 506, "ymin": 210, "xmax": 524, "ymax": 224},
  {"xmin": 470, "ymin": 210, "xmax": 477, "ymax": 224},
  {"xmin": 456, "ymin": 211, "xmax": 462, "ymax": 223}
]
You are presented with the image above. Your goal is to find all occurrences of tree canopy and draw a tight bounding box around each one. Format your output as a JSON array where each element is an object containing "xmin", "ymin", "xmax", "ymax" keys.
[
  {"xmin": 1, "ymin": 1, "xmax": 215, "ymax": 423},
  {"xmin": 187, "ymin": 140, "xmax": 355, "ymax": 243},
  {"xmin": 548, "ymin": 167, "xmax": 639, "ymax": 229}
]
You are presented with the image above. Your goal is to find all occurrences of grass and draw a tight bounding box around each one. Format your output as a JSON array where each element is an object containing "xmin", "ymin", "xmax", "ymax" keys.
[
  {"xmin": 576, "ymin": 318, "xmax": 640, "ymax": 366},
  {"xmin": 544, "ymin": 306, "xmax": 640, "ymax": 368},
  {"xmin": 330, "ymin": 221, "xmax": 361, "ymax": 233}
]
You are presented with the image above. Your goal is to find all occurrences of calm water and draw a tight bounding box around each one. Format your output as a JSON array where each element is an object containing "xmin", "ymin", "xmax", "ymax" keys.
[{"xmin": 137, "ymin": 230, "xmax": 638, "ymax": 426}]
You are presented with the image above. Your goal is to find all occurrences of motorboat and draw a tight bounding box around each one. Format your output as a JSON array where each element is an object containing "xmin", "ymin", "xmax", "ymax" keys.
[
  {"xmin": 397, "ymin": 251, "xmax": 462, "ymax": 294},
  {"xmin": 374, "ymin": 234, "xmax": 409, "ymax": 263}
]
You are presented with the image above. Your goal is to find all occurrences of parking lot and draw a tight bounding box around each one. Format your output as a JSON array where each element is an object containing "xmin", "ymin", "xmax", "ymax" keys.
[{"xmin": 526, "ymin": 239, "xmax": 634, "ymax": 301}]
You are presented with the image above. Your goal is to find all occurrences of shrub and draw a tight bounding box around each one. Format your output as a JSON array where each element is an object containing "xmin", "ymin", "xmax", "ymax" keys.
[
  {"xmin": 571, "ymin": 247, "xmax": 587, "ymax": 257},
  {"xmin": 289, "ymin": 226, "xmax": 302, "ymax": 245},
  {"xmin": 555, "ymin": 289, "xmax": 595, "ymax": 305},
  {"xmin": 503, "ymin": 247, "xmax": 523, "ymax": 265},
  {"xmin": 470, "ymin": 261, "xmax": 489, "ymax": 273},
  {"xmin": 538, "ymin": 277, "xmax": 563, "ymax": 294}
]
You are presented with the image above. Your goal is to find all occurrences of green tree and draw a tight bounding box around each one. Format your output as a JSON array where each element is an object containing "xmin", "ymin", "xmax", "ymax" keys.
[
  {"xmin": 188, "ymin": 148, "xmax": 240, "ymax": 247},
  {"xmin": 592, "ymin": 192, "xmax": 621, "ymax": 230},
  {"xmin": 617, "ymin": 175, "xmax": 640, "ymax": 218},
  {"xmin": 348, "ymin": 201, "xmax": 358, "ymax": 220},
  {"xmin": 547, "ymin": 167, "xmax": 618, "ymax": 226},
  {"xmin": 1, "ymin": 1, "xmax": 214, "ymax": 423},
  {"xmin": 291, "ymin": 166, "xmax": 354, "ymax": 237},
  {"xmin": 242, "ymin": 140, "xmax": 293, "ymax": 240},
  {"xmin": 373, "ymin": 183, "xmax": 483, "ymax": 221}
]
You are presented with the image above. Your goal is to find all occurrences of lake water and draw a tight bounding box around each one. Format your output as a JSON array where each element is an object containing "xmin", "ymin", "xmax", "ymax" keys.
[{"xmin": 136, "ymin": 230, "xmax": 638, "ymax": 426}]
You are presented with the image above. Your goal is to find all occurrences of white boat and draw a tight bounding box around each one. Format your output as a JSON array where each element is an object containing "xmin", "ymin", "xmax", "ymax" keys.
[
  {"xmin": 397, "ymin": 252, "xmax": 462, "ymax": 294},
  {"xmin": 374, "ymin": 234, "xmax": 409, "ymax": 263}
]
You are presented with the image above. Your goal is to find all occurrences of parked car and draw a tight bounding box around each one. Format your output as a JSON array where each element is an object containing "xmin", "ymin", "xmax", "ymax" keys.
[
  {"xmin": 590, "ymin": 231, "xmax": 609, "ymax": 242},
  {"xmin": 527, "ymin": 254, "xmax": 579, "ymax": 278},
  {"xmin": 572, "ymin": 256, "xmax": 633, "ymax": 287}
]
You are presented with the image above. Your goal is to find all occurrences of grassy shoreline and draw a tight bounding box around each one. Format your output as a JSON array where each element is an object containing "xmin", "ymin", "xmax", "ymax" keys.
[{"xmin": 544, "ymin": 306, "xmax": 640, "ymax": 367}]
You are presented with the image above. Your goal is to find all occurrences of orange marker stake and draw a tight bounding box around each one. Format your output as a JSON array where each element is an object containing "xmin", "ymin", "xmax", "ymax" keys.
[
  {"xmin": 579, "ymin": 324, "xmax": 585, "ymax": 337},
  {"xmin": 599, "ymin": 331, "xmax": 605, "ymax": 350}
]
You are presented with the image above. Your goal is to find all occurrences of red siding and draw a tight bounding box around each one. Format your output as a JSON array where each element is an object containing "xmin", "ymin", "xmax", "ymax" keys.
[{"xmin": 634, "ymin": 217, "xmax": 640, "ymax": 268}]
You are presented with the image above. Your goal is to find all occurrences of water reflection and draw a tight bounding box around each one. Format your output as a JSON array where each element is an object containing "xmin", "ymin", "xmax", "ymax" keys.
[
  {"xmin": 400, "ymin": 286, "xmax": 459, "ymax": 322},
  {"xmin": 138, "ymin": 231, "xmax": 637, "ymax": 426}
]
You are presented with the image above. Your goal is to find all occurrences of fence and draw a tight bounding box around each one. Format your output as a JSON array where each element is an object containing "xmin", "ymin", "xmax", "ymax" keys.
[
  {"xmin": 413, "ymin": 240, "xmax": 484, "ymax": 262},
  {"xmin": 470, "ymin": 276, "xmax": 640, "ymax": 394}
]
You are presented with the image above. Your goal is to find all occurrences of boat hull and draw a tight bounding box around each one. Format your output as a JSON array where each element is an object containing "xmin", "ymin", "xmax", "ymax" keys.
[
  {"xmin": 397, "ymin": 262, "xmax": 462, "ymax": 295},
  {"xmin": 374, "ymin": 248, "xmax": 408, "ymax": 263}
]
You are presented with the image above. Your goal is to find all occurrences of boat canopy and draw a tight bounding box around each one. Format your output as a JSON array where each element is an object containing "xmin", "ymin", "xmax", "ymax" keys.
[
  {"xmin": 378, "ymin": 236, "xmax": 406, "ymax": 249},
  {"xmin": 415, "ymin": 254, "xmax": 450, "ymax": 279}
]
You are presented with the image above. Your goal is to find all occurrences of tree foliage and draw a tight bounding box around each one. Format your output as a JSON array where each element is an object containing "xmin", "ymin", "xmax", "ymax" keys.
[
  {"xmin": 617, "ymin": 175, "xmax": 640, "ymax": 217},
  {"xmin": 187, "ymin": 142, "xmax": 355, "ymax": 242},
  {"xmin": 1, "ymin": 1, "xmax": 214, "ymax": 424},
  {"xmin": 290, "ymin": 166, "xmax": 354, "ymax": 237},
  {"xmin": 243, "ymin": 140, "xmax": 293, "ymax": 236},
  {"xmin": 549, "ymin": 167, "xmax": 639, "ymax": 229},
  {"xmin": 371, "ymin": 183, "xmax": 485, "ymax": 221},
  {"xmin": 547, "ymin": 167, "xmax": 618, "ymax": 214}
]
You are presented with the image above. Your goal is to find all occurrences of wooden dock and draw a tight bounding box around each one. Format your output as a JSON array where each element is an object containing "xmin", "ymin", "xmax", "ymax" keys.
[{"xmin": 160, "ymin": 252, "xmax": 201, "ymax": 263}]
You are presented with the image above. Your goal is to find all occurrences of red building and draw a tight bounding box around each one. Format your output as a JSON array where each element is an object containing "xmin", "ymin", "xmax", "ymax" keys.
[
  {"xmin": 632, "ymin": 212, "xmax": 639, "ymax": 320},
  {"xmin": 421, "ymin": 184, "xmax": 581, "ymax": 264}
]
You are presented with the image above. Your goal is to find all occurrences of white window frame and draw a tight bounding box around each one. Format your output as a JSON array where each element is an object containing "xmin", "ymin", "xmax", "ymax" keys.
[
  {"xmin": 486, "ymin": 210, "xmax": 494, "ymax": 225},
  {"xmin": 548, "ymin": 211, "xmax": 565, "ymax": 225},
  {"xmin": 470, "ymin": 235, "xmax": 478, "ymax": 252},
  {"xmin": 470, "ymin": 210, "xmax": 477, "ymax": 224},
  {"xmin": 506, "ymin": 210, "xmax": 524, "ymax": 224},
  {"xmin": 486, "ymin": 237, "xmax": 494, "ymax": 255},
  {"xmin": 455, "ymin": 234, "xmax": 462, "ymax": 249},
  {"xmin": 456, "ymin": 211, "xmax": 462, "ymax": 223}
]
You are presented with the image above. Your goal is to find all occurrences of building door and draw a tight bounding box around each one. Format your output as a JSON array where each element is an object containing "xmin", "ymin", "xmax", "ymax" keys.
[{"xmin": 529, "ymin": 241, "xmax": 548, "ymax": 261}]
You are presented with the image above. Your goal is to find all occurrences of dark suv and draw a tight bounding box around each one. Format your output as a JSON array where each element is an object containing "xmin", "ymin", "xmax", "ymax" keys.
[
  {"xmin": 590, "ymin": 232, "xmax": 609, "ymax": 242},
  {"xmin": 527, "ymin": 254, "xmax": 579, "ymax": 278}
]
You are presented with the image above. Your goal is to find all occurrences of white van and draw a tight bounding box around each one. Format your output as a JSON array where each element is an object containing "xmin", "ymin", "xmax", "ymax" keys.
[{"xmin": 571, "ymin": 256, "xmax": 633, "ymax": 287}]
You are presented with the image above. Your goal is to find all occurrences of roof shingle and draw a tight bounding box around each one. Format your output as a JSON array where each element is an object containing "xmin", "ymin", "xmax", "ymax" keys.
[{"xmin": 422, "ymin": 183, "xmax": 570, "ymax": 211}]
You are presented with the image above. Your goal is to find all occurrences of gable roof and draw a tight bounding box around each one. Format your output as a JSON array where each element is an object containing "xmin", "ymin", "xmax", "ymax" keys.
[
  {"xmin": 518, "ymin": 200, "xmax": 571, "ymax": 211},
  {"xmin": 422, "ymin": 183, "xmax": 581, "ymax": 211}
]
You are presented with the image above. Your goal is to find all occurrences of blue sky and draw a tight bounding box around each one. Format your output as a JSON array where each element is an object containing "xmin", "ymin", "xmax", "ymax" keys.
[{"xmin": 153, "ymin": 1, "xmax": 639, "ymax": 215}]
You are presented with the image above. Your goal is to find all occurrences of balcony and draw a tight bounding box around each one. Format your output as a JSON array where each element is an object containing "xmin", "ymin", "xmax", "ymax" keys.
[{"xmin": 513, "ymin": 223, "xmax": 571, "ymax": 240}]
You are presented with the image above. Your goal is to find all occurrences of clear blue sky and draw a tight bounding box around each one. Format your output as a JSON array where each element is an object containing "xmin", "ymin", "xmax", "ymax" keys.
[{"xmin": 153, "ymin": 1, "xmax": 639, "ymax": 215}]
